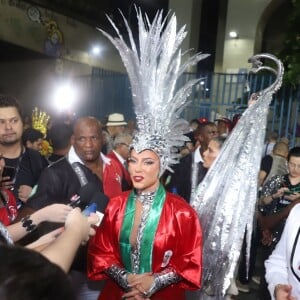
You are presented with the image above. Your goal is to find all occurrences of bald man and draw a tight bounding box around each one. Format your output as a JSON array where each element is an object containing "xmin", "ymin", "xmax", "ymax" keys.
[
  {"xmin": 27, "ymin": 117, "xmax": 107, "ymax": 209},
  {"xmin": 26, "ymin": 116, "xmax": 108, "ymax": 300}
]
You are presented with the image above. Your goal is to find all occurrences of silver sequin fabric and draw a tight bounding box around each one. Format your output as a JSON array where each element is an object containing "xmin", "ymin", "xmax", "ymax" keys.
[
  {"xmin": 131, "ymin": 191, "xmax": 156, "ymax": 273},
  {"xmin": 0, "ymin": 222, "xmax": 13, "ymax": 245}
]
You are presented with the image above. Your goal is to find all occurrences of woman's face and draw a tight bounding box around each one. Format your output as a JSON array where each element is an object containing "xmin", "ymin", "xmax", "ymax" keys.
[
  {"xmin": 128, "ymin": 149, "xmax": 160, "ymax": 193},
  {"xmin": 288, "ymin": 156, "xmax": 300, "ymax": 178},
  {"xmin": 203, "ymin": 140, "xmax": 221, "ymax": 168}
]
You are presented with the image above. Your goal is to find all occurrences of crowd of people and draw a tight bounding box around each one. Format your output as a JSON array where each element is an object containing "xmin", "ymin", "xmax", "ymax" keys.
[
  {"xmin": 0, "ymin": 8, "xmax": 299, "ymax": 300},
  {"xmin": 0, "ymin": 91, "xmax": 298, "ymax": 300}
]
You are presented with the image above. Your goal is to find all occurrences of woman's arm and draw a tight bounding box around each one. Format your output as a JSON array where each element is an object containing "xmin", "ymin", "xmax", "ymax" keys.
[
  {"xmin": 7, "ymin": 203, "xmax": 72, "ymax": 242},
  {"xmin": 40, "ymin": 208, "xmax": 98, "ymax": 273}
]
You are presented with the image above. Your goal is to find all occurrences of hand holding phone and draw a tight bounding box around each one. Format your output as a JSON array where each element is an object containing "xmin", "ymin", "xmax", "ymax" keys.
[
  {"xmin": 82, "ymin": 203, "xmax": 97, "ymax": 217},
  {"xmin": 2, "ymin": 166, "xmax": 16, "ymax": 180},
  {"xmin": 284, "ymin": 190, "xmax": 295, "ymax": 195}
]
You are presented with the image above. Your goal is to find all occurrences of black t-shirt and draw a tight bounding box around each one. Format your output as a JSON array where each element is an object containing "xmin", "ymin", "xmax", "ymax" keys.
[
  {"xmin": 4, "ymin": 148, "xmax": 48, "ymax": 199},
  {"xmin": 260, "ymin": 155, "xmax": 273, "ymax": 176}
]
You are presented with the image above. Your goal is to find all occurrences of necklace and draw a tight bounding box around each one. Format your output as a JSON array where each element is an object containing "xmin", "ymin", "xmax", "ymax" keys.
[
  {"xmin": 136, "ymin": 190, "xmax": 156, "ymax": 205},
  {"xmin": 131, "ymin": 188, "xmax": 157, "ymax": 273}
]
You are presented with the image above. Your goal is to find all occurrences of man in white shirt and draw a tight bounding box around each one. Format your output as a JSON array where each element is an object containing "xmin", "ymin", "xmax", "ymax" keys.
[{"xmin": 265, "ymin": 203, "xmax": 300, "ymax": 300}]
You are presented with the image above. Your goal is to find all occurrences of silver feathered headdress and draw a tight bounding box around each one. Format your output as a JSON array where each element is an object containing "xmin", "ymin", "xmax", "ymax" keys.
[{"xmin": 99, "ymin": 8, "xmax": 209, "ymax": 176}]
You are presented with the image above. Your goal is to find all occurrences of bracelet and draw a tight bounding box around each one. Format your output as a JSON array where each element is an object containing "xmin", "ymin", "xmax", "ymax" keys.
[
  {"xmin": 21, "ymin": 215, "xmax": 37, "ymax": 233},
  {"xmin": 144, "ymin": 268, "xmax": 181, "ymax": 297}
]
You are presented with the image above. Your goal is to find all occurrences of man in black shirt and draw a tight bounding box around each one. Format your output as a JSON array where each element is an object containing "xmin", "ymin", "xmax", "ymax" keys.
[{"xmin": 0, "ymin": 95, "xmax": 48, "ymax": 207}]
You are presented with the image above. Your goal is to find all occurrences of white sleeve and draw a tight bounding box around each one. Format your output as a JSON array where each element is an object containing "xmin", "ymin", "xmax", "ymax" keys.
[{"xmin": 265, "ymin": 205, "xmax": 299, "ymax": 299}]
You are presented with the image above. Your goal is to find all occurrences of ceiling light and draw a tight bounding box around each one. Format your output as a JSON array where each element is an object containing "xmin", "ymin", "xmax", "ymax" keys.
[
  {"xmin": 91, "ymin": 46, "xmax": 101, "ymax": 55},
  {"xmin": 229, "ymin": 31, "xmax": 238, "ymax": 38}
]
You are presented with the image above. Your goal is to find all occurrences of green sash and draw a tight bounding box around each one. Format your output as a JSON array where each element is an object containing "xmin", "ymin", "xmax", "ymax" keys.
[{"xmin": 119, "ymin": 184, "xmax": 166, "ymax": 273}]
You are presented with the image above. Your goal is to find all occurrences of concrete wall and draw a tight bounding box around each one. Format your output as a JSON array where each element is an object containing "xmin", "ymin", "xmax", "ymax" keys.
[
  {"xmin": 0, "ymin": 0, "xmax": 124, "ymax": 72},
  {"xmin": 221, "ymin": 0, "xmax": 271, "ymax": 72}
]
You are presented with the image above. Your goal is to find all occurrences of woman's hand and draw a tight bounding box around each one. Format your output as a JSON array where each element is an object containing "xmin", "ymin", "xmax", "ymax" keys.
[
  {"xmin": 18, "ymin": 185, "xmax": 33, "ymax": 202},
  {"xmin": 64, "ymin": 208, "xmax": 99, "ymax": 245},
  {"xmin": 261, "ymin": 228, "xmax": 273, "ymax": 246},
  {"xmin": 274, "ymin": 284, "xmax": 297, "ymax": 300},
  {"xmin": 248, "ymin": 93, "xmax": 258, "ymax": 107},
  {"xmin": 122, "ymin": 273, "xmax": 154, "ymax": 299},
  {"xmin": 285, "ymin": 192, "xmax": 300, "ymax": 202},
  {"xmin": 0, "ymin": 177, "xmax": 14, "ymax": 190},
  {"xmin": 272, "ymin": 187, "xmax": 290, "ymax": 199},
  {"xmin": 26, "ymin": 227, "xmax": 64, "ymax": 251},
  {"xmin": 37, "ymin": 204, "xmax": 73, "ymax": 223}
]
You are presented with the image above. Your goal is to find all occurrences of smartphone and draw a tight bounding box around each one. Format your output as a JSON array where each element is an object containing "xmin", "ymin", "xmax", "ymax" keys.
[
  {"xmin": 284, "ymin": 190, "xmax": 295, "ymax": 195},
  {"xmin": 82, "ymin": 203, "xmax": 97, "ymax": 216},
  {"xmin": 2, "ymin": 166, "xmax": 16, "ymax": 180}
]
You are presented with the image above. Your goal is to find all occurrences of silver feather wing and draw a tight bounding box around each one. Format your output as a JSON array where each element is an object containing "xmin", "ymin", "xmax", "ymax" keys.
[{"xmin": 191, "ymin": 53, "xmax": 284, "ymax": 297}]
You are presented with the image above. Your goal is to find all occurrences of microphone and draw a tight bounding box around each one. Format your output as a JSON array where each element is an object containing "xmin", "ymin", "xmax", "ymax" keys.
[
  {"xmin": 70, "ymin": 182, "xmax": 109, "ymax": 226},
  {"xmin": 69, "ymin": 182, "xmax": 99, "ymax": 209},
  {"xmin": 82, "ymin": 191, "xmax": 109, "ymax": 226}
]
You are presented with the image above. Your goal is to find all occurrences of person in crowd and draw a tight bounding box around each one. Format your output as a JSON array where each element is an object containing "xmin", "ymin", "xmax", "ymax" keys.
[
  {"xmin": 166, "ymin": 121, "xmax": 218, "ymax": 202},
  {"xmin": 88, "ymin": 148, "xmax": 202, "ymax": 300},
  {"xmin": 0, "ymin": 244, "xmax": 76, "ymax": 300},
  {"xmin": 265, "ymin": 203, "xmax": 300, "ymax": 300},
  {"xmin": 189, "ymin": 118, "xmax": 201, "ymax": 131},
  {"xmin": 23, "ymin": 116, "xmax": 108, "ymax": 300},
  {"xmin": 22, "ymin": 128, "xmax": 44, "ymax": 152},
  {"xmin": 88, "ymin": 9, "xmax": 204, "ymax": 300},
  {"xmin": 104, "ymin": 133, "xmax": 133, "ymax": 198},
  {"xmin": 46, "ymin": 122, "xmax": 73, "ymax": 163},
  {"xmin": 0, "ymin": 95, "xmax": 48, "ymax": 206},
  {"xmin": 188, "ymin": 136, "xmax": 235, "ymax": 300},
  {"xmin": 102, "ymin": 113, "xmax": 127, "ymax": 154},
  {"xmin": 257, "ymin": 147, "xmax": 300, "ymax": 299},
  {"xmin": 279, "ymin": 136, "xmax": 289, "ymax": 146},
  {"xmin": 124, "ymin": 119, "xmax": 137, "ymax": 136},
  {"xmin": 259, "ymin": 141, "xmax": 289, "ymax": 187},
  {"xmin": 263, "ymin": 131, "xmax": 279, "ymax": 157},
  {"xmin": 26, "ymin": 116, "xmax": 107, "ymax": 210},
  {"xmin": 215, "ymin": 117, "xmax": 233, "ymax": 137},
  {"xmin": 0, "ymin": 207, "xmax": 99, "ymax": 300},
  {"xmin": 202, "ymin": 136, "xmax": 227, "ymax": 169}
]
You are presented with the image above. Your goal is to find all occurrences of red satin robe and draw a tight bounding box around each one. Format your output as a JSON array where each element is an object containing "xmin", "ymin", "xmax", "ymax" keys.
[
  {"xmin": 88, "ymin": 191, "xmax": 202, "ymax": 300},
  {"xmin": 103, "ymin": 151, "xmax": 132, "ymax": 198}
]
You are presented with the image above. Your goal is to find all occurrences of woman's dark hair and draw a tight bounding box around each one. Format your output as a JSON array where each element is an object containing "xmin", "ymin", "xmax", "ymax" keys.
[
  {"xmin": 288, "ymin": 146, "xmax": 300, "ymax": 161},
  {"xmin": 47, "ymin": 123, "xmax": 73, "ymax": 150},
  {"xmin": 22, "ymin": 128, "xmax": 44, "ymax": 145},
  {"xmin": 211, "ymin": 136, "xmax": 227, "ymax": 149},
  {"xmin": 0, "ymin": 245, "xmax": 75, "ymax": 300}
]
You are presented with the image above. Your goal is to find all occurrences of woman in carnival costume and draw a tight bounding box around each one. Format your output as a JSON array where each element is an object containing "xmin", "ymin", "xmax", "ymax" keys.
[{"xmin": 88, "ymin": 8, "xmax": 209, "ymax": 300}]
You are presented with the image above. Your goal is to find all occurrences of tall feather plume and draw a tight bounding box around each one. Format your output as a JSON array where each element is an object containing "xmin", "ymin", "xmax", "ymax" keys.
[{"xmin": 98, "ymin": 7, "xmax": 209, "ymax": 175}]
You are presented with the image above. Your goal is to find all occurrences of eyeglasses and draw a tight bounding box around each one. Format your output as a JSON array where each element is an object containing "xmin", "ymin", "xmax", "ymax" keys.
[{"xmin": 288, "ymin": 162, "xmax": 300, "ymax": 170}]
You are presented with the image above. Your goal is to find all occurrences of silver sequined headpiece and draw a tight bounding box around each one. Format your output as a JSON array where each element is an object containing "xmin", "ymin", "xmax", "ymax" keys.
[{"xmin": 99, "ymin": 8, "xmax": 209, "ymax": 176}]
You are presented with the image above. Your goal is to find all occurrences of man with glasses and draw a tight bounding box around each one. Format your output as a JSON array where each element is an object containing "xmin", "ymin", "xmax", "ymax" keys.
[{"xmin": 104, "ymin": 133, "xmax": 133, "ymax": 198}]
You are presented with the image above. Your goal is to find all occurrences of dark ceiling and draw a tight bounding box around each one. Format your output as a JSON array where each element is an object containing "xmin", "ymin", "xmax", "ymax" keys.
[
  {"xmin": 0, "ymin": 0, "xmax": 168, "ymax": 61},
  {"xmin": 23, "ymin": 0, "xmax": 169, "ymax": 30}
]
